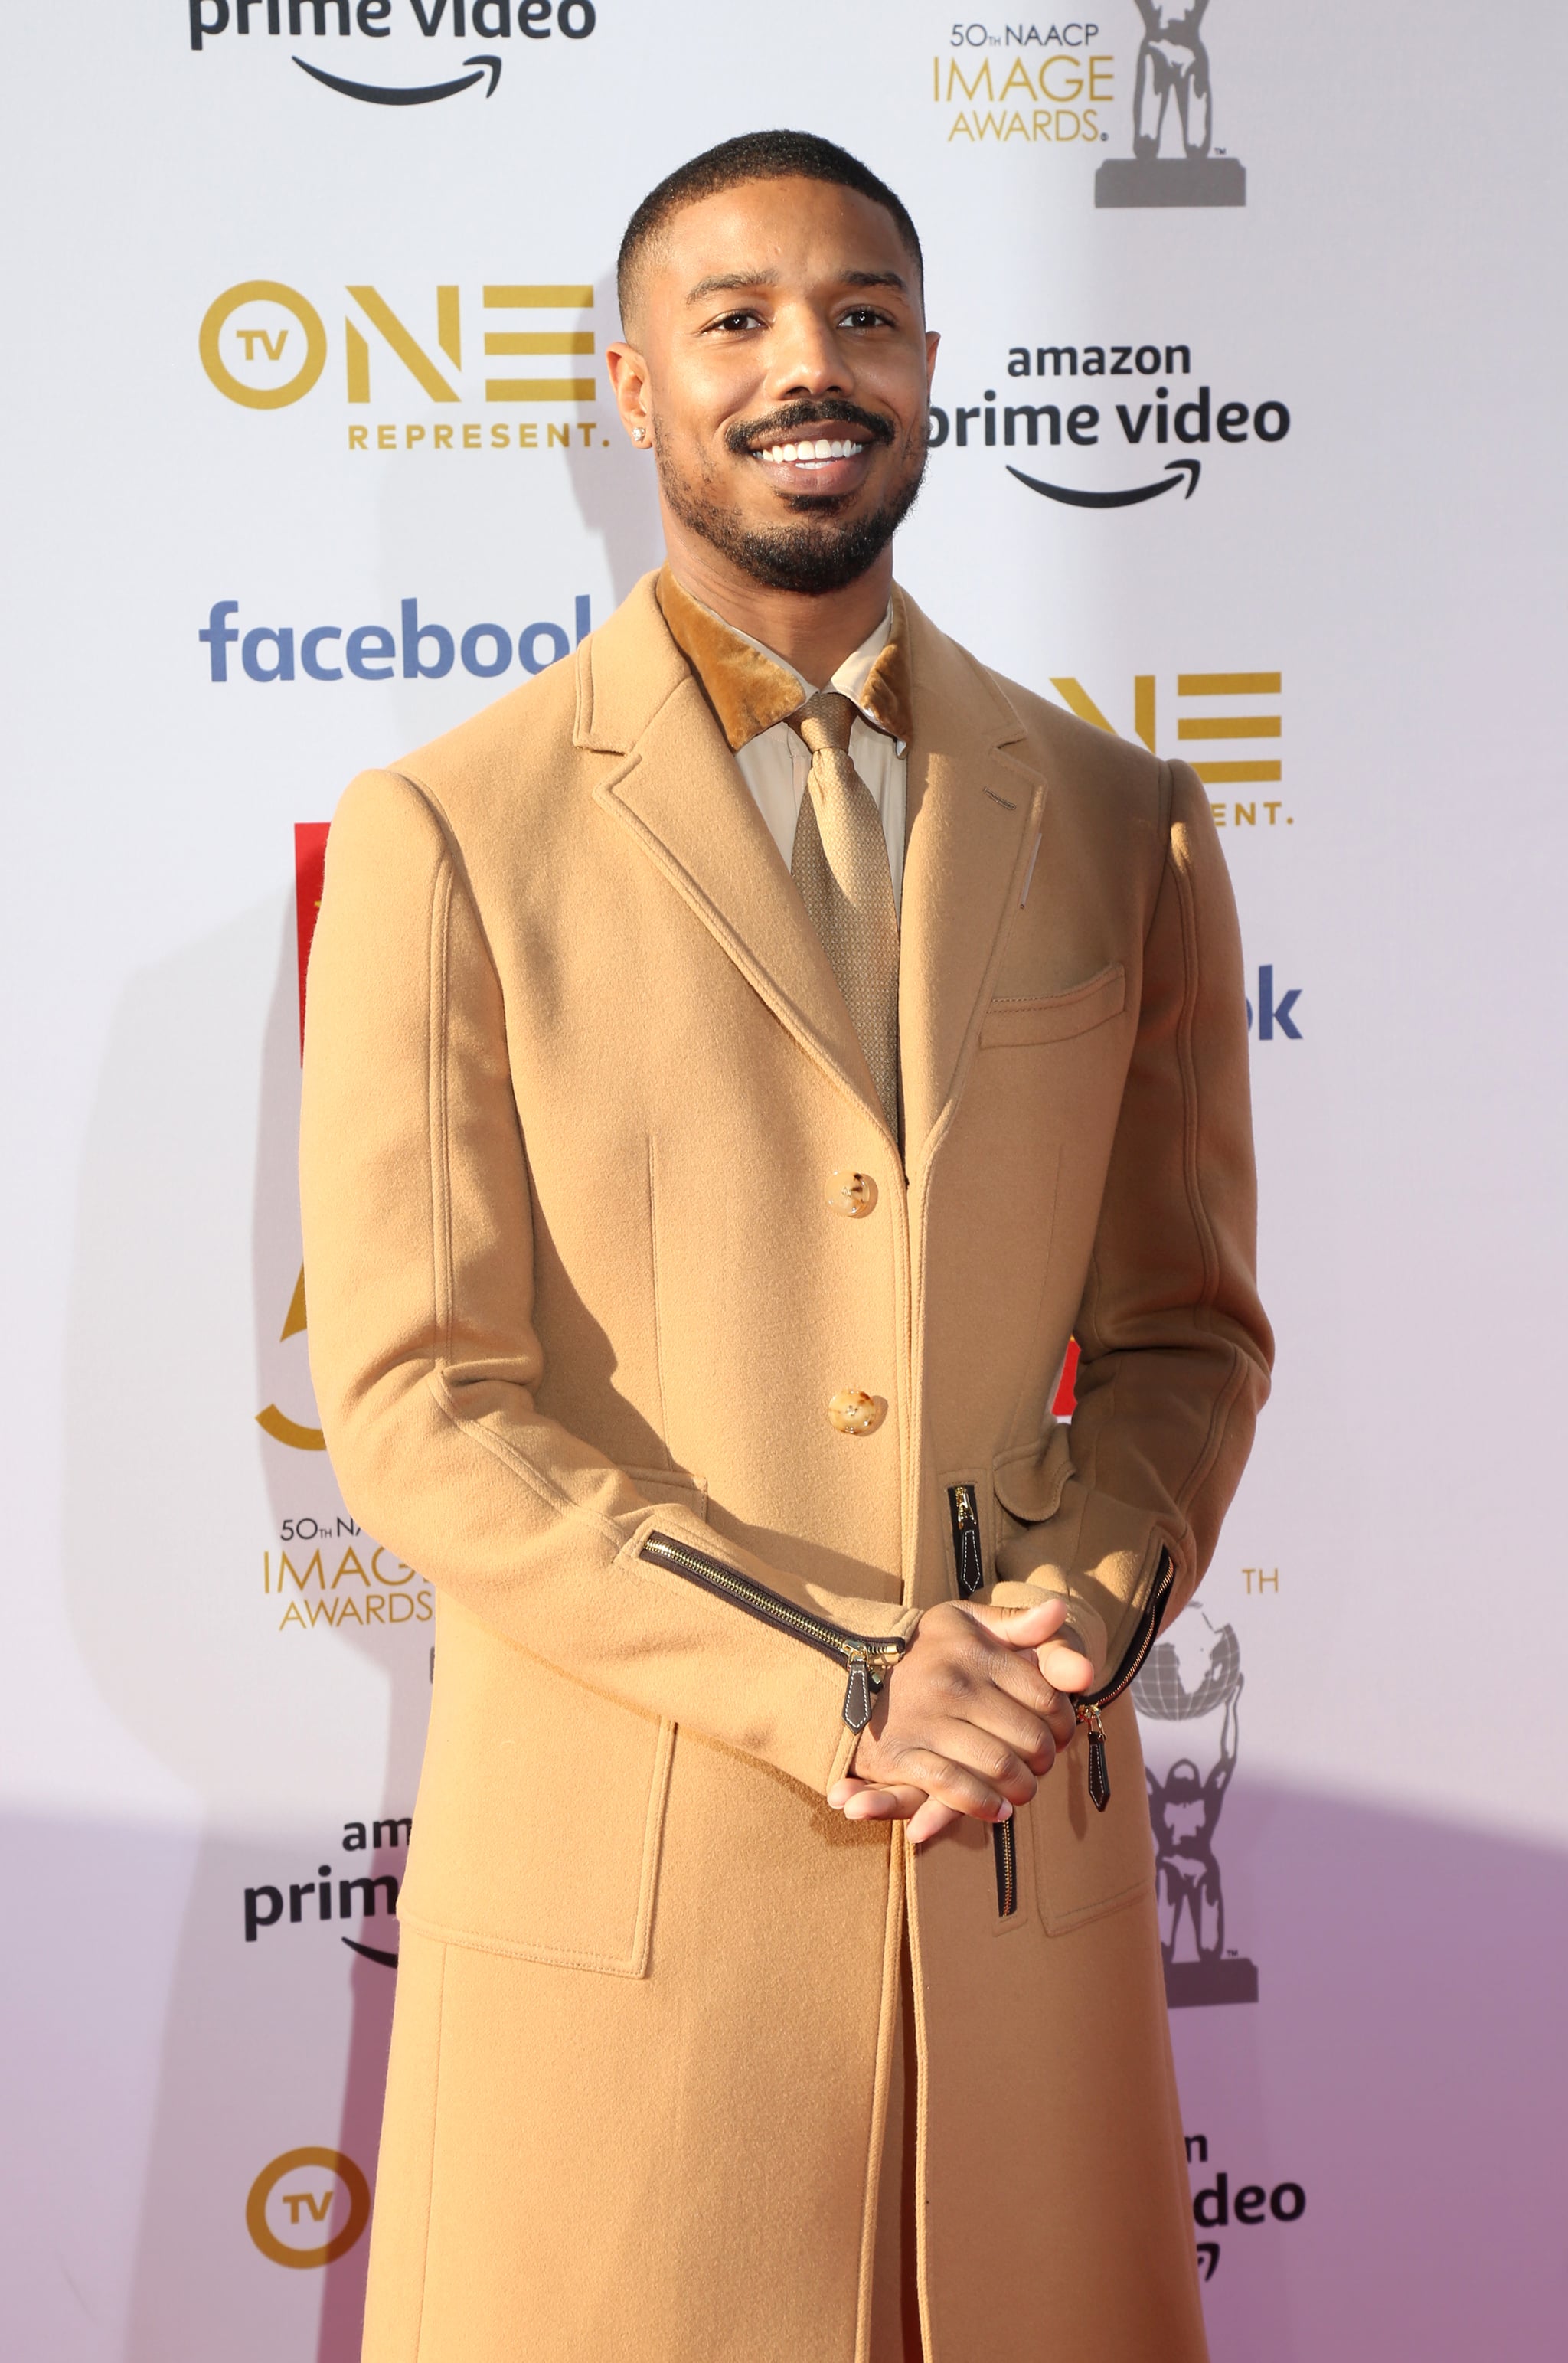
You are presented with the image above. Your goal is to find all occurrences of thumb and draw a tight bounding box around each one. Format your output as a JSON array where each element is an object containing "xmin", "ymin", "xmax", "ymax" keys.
[{"xmin": 964, "ymin": 1597, "xmax": 1069, "ymax": 1650}]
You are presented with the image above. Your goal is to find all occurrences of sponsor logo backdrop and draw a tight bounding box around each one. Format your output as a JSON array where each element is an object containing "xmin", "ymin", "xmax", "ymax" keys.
[{"xmin": 5, "ymin": 4, "xmax": 1566, "ymax": 2357}]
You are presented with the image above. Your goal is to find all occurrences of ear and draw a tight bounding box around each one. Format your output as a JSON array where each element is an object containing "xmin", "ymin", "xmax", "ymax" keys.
[{"xmin": 606, "ymin": 342, "xmax": 654, "ymax": 449}]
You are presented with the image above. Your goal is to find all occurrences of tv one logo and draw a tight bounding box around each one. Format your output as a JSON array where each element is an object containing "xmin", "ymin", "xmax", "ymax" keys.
[
  {"xmin": 199, "ymin": 279, "xmax": 601, "ymax": 443},
  {"xmin": 246, "ymin": 2148, "xmax": 371, "ymax": 2270}
]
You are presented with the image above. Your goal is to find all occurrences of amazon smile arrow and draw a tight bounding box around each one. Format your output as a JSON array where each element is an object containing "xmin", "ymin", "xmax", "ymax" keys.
[
  {"xmin": 1006, "ymin": 458, "xmax": 1201, "ymax": 508},
  {"xmin": 293, "ymin": 51, "xmax": 501, "ymax": 103}
]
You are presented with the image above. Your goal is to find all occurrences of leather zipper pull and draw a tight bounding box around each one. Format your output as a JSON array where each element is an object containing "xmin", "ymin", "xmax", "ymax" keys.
[
  {"xmin": 842, "ymin": 1651, "xmax": 873, "ymax": 1732},
  {"xmin": 948, "ymin": 1483, "xmax": 985, "ymax": 1598},
  {"xmin": 1082, "ymin": 1704, "xmax": 1110, "ymax": 1812}
]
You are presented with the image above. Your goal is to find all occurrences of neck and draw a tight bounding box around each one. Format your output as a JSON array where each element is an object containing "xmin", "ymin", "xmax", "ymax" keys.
[{"xmin": 659, "ymin": 519, "xmax": 893, "ymax": 687}]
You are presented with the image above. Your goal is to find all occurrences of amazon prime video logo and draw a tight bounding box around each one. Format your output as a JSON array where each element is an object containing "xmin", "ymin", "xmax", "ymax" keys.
[
  {"xmin": 187, "ymin": 2, "xmax": 596, "ymax": 108},
  {"xmin": 931, "ymin": 339, "xmax": 1289, "ymax": 510},
  {"xmin": 242, "ymin": 1815, "xmax": 411, "ymax": 1967}
]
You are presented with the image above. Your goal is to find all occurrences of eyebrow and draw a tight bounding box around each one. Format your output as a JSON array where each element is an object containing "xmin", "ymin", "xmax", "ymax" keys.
[{"xmin": 684, "ymin": 266, "xmax": 910, "ymax": 305}]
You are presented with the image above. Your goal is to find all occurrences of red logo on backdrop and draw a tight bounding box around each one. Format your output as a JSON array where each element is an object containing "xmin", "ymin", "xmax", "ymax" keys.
[{"xmin": 295, "ymin": 823, "xmax": 331, "ymax": 1061}]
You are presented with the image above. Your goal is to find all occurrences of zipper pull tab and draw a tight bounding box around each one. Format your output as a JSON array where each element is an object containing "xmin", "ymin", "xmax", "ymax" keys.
[
  {"xmin": 1077, "ymin": 1703, "xmax": 1110, "ymax": 1812},
  {"xmin": 842, "ymin": 1649, "xmax": 873, "ymax": 1733},
  {"xmin": 948, "ymin": 1483, "xmax": 985, "ymax": 1598}
]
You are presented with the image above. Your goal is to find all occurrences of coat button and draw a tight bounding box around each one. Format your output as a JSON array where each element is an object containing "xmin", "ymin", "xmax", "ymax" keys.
[
  {"xmin": 827, "ymin": 1168, "xmax": 877, "ymax": 1218},
  {"xmin": 828, "ymin": 1389, "xmax": 886, "ymax": 1436}
]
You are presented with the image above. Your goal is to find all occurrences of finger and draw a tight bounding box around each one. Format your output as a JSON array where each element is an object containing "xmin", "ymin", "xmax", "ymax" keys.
[
  {"xmin": 841, "ymin": 1783, "xmax": 931, "ymax": 1823},
  {"xmin": 908, "ymin": 1795, "xmax": 962, "ymax": 1844},
  {"xmin": 957, "ymin": 1639, "xmax": 1072, "ymax": 1762},
  {"xmin": 880, "ymin": 1744, "xmax": 1018, "ymax": 1822},
  {"xmin": 1038, "ymin": 1639, "xmax": 1096, "ymax": 1695},
  {"xmin": 1040, "ymin": 1688, "xmax": 1079, "ymax": 1753},
  {"xmin": 950, "ymin": 1688, "xmax": 1059, "ymax": 1778},
  {"xmin": 915, "ymin": 1720, "xmax": 1044, "ymax": 1806},
  {"xmin": 964, "ymin": 1597, "xmax": 1068, "ymax": 1650},
  {"xmin": 984, "ymin": 1642, "xmax": 1068, "ymax": 1728}
]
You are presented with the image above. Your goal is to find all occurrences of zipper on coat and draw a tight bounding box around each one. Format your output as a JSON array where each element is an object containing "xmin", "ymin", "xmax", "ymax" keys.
[
  {"xmin": 947, "ymin": 1482, "xmax": 985, "ymax": 1598},
  {"xmin": 638, "ymin": 1531, "xmax": 908, "ymax": 1733},
  {"xmin": 1073, "ymin": 1545, "xmax": 1177, "ymax": 1813},
  {"xmin": 991, "ymin": 1816, "xmax": 1018, "ymax": 1917}
]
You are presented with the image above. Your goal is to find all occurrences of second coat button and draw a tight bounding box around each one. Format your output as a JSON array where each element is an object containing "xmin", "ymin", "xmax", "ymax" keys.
[{"xmin": 828, "ymin": 1390, "xmax": 886, "ymax": 1436}]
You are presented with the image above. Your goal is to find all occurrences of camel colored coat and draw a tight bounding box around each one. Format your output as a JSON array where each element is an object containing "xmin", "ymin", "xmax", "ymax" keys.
[{"xmin": 299, "ymin": 574, "xmax": 1270, "ymax": 2363}]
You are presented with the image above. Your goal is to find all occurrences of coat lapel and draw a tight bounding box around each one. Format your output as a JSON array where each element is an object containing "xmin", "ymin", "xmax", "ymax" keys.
[
  {"xmin": 581, "ymin": 577, "xmax": 890, "ymax": 1136},
  {"xmin": 579, "ymin": 576, "xmax": 1047, "ymax": 1171},
  {"xmin": 897, "ymin": 595, "xmax": 1048, "ymax": 1172}
]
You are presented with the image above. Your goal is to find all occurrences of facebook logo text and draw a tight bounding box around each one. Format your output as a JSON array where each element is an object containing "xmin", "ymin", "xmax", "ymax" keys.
[
  {"xmin": 200, "ymin": 595, "xmax": 592, "ymax": 683},
  {"xmin": 1246, "ymin": 966, "xmax": 1302, "ymax": 1041}
]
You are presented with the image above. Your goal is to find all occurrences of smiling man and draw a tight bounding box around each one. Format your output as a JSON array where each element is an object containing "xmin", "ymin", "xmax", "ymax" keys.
[{"xmin": 300, "ymin": 130, "xmax": 1271, "ymax": 2363}]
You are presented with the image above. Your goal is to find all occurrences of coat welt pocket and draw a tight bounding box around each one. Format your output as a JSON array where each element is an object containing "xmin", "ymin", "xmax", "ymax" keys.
[{"xmin": 981, "ymin": 962, "xmax": 1126, "ymax": 1048}]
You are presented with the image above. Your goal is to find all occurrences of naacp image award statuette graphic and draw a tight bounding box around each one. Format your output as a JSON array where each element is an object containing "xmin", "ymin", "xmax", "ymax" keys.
[
  {"xmin": 1096, "ymin": 0, "xmax": 1246, "ymax": 208},
  {"xmin": 1133, "ymin": 1603, "xmax": 1259, "ymax": 2006}
]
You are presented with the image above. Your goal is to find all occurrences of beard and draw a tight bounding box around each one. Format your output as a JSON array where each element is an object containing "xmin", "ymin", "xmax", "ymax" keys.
[{"xmin": 655, "ymin": 397, "xmax": 928, "ymax": 596}]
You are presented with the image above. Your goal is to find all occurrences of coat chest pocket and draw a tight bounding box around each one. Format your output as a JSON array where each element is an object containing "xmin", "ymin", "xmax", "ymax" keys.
[
  {"xmin": 397, "ymin": 1469, "xmax": 704, "ymax": 1976},
  {"xmin": 980, "ymin": 962, "xmax": 1126, "ymax": 1049}
]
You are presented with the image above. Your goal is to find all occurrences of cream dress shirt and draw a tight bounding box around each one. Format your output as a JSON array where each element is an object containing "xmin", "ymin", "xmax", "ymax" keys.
[{"xmin": 726, "ymin": 611, "xmax": 909, "ymax": 916}]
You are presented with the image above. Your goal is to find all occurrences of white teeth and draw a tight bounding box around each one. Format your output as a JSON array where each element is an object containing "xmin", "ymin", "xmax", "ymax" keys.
[{"xmin": 756, "ymin": 436, "xmax": 865, "ymax": 464}]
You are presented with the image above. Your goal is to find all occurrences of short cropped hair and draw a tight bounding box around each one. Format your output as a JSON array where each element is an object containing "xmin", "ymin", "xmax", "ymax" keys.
[{"xmin": 616, "ymin": 129, "xmax": 924, "ymax": 332}]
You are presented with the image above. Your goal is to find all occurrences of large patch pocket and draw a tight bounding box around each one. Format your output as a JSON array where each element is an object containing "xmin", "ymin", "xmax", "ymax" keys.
[
  {"xmin": 396, "ymin": 1469, "xmax": 702, "ymax": 1976},
  {"xmin": 1029, "ymin": 1691, "xmax": 1155, "ymax": 1936}
]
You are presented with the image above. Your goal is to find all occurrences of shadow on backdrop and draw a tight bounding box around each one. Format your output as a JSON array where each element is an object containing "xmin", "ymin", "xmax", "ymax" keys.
[
  {"xmin": 58, "ymin": 897, "xmax": 430, "ymax": 2358},
  {"xmin": 11, "ymin": 1778, "xmax": 1568, "ymax": 2361},
  {"xmin": 560, "ymin": 268, "xmax": 665, "ymax": 610}
]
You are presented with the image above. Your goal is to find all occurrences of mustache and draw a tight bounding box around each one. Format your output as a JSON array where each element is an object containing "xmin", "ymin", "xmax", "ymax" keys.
[{"xmin": 726, "ymin": 398, "xmax": 897, "ymax": 456}]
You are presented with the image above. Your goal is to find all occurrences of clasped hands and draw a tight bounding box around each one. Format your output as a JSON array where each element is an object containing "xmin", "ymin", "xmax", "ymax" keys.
[{"xmin": 827, "ymin": 1599, "xmax": 1096, "ymax": 1844}]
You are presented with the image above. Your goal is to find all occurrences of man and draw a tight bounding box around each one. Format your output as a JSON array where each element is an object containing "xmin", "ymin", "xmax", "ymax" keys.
[{"xmin": 300, "ymin": 129, "xmax": 1270, "ymax": 2363}]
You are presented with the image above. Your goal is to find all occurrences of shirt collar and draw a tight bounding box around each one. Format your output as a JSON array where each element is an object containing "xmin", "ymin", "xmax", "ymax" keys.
[{"xmin": 656, "ymin": 564, "xmax": 912, "ymax": 754}]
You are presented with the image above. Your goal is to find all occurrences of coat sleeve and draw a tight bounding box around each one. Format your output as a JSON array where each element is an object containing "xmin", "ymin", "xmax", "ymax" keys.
[
  {"xmin": 991, "ymin": 759, "xmax": 1273, "ymax": 1679},
  {"xmin": 299, "ymin": 766, "xmax": 916, "ymax": 1796}
]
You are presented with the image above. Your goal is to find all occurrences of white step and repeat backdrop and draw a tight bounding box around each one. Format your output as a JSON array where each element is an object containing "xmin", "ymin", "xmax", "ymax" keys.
[{"xmin": 5, "ymin": 4, "xmax": 1566, "ymax": 2358}]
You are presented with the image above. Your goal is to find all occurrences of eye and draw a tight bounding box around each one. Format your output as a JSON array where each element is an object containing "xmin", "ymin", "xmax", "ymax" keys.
[
  {"xmin": 839, "ymin": 306, "xmax": 894, "ymax": 331},
  {"xmin": 704, "ymin": 309, "xmax": 764, "ymax": 335}
]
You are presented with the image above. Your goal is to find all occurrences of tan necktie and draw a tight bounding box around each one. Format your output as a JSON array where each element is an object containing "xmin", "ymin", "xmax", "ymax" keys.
[{"xmin": 790, "ymin": 688, "xmax": 900, "ymax": 1137}]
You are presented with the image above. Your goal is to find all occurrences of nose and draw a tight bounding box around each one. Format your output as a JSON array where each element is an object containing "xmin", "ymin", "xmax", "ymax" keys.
[{"xmin": 763, "ymin": 299, "xmax": 854, "ymax": 407}]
